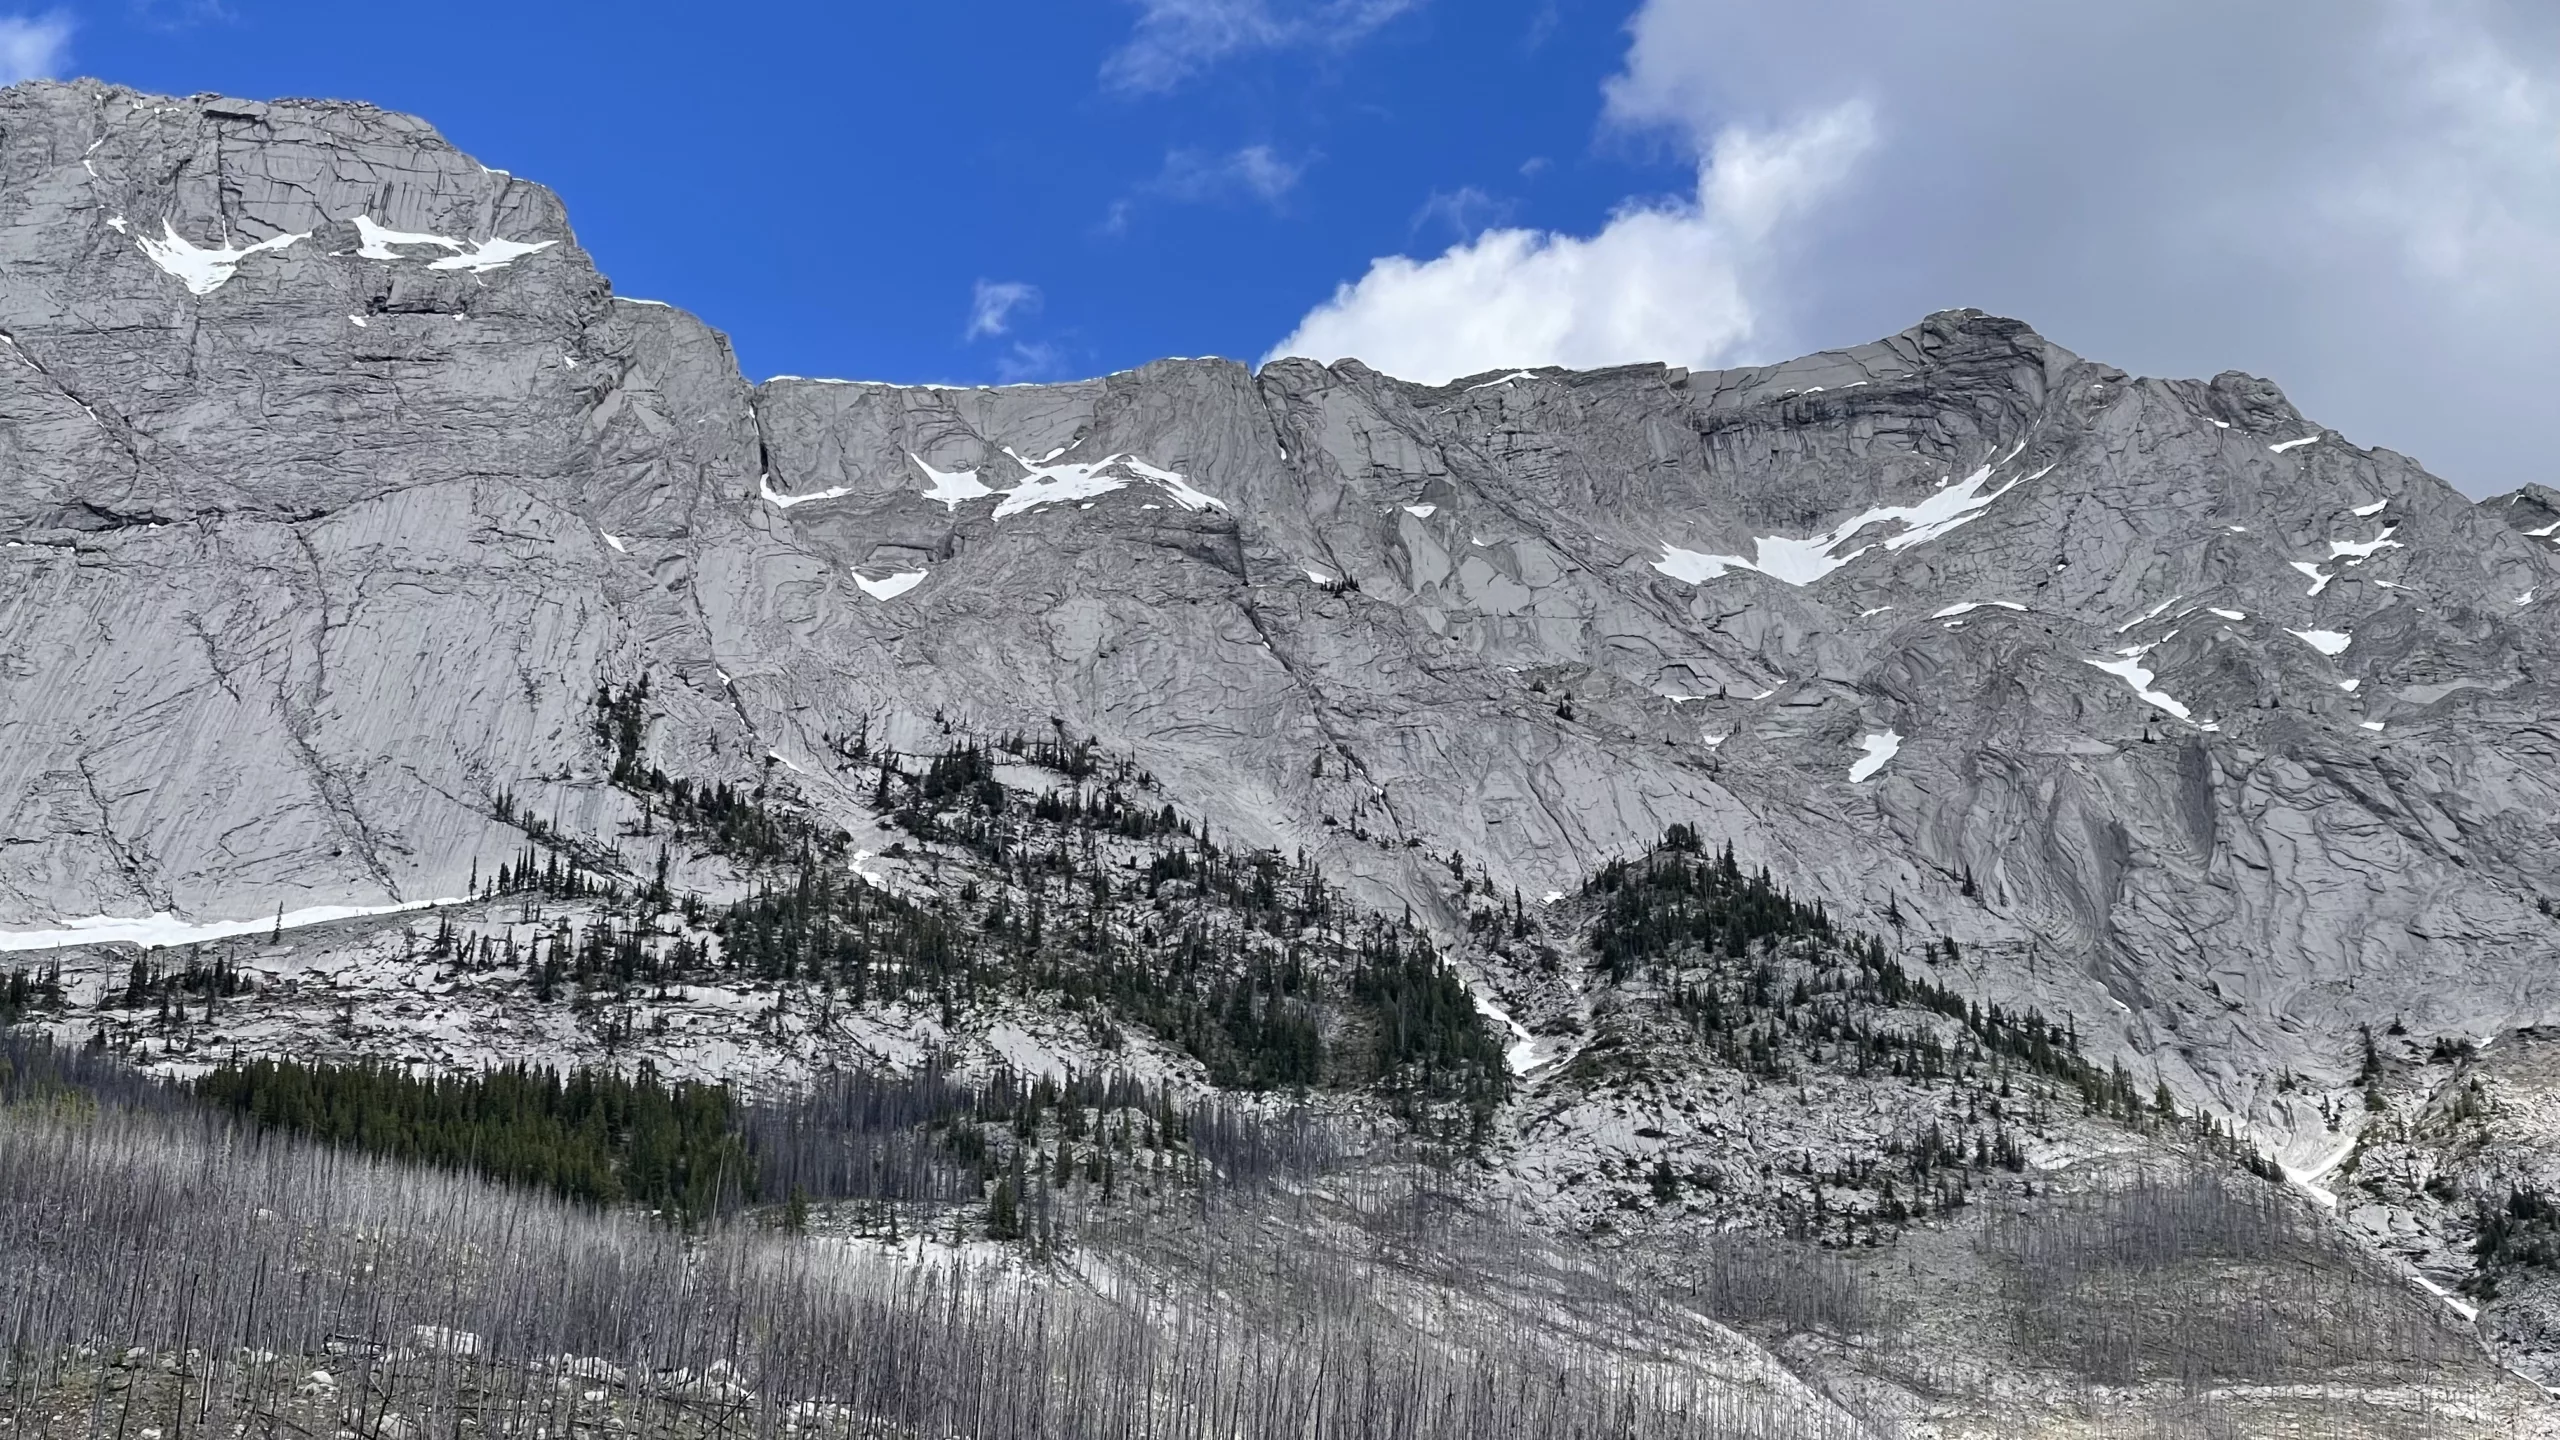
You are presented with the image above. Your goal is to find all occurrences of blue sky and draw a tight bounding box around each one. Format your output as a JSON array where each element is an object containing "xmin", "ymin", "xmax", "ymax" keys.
[
  {"xmin": 29, "ymin": 0, "xmax": 1675, "ymax": 388},
  {"xmin": 7, "ymin": 1, "xmax": 2558, "ymax": 494}
]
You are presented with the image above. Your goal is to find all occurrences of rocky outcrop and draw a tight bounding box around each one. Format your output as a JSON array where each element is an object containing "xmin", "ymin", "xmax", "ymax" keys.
[{"xmin": 5, "ymin": 80, "xmax": 2559, "ymax": 1180}]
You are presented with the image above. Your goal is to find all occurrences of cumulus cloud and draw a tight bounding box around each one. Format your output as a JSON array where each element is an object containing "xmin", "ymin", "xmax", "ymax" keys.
[
  {"xmin": 1103, "ymin": 0, "xmax": 1420, "ymax": 93},
  {"xmin": 1597, "ymin": 0, "xmax": 2560, "ymax": 495},
  {"xmin": 0, "ymin": 12, "xmax": 71, "ymax": 85},
  {"xmin": 965, "ymin": 280, "xmax": 1041, "ymax": 341},
  {"xmin": 1264, "ymin": 102, "xmax": 1872, "ymax": 383}
]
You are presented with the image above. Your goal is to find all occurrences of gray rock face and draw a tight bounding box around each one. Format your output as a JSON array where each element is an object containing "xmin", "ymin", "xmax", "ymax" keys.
[{"xmin": 6, "ymin": 80, "xmax": 2560, "ymax": 1166}]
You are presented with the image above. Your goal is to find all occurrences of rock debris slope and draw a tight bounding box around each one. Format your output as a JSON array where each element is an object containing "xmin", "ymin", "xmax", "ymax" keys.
[{"xmin": 5, "ymin": 79, "xmax": 2559, "ymax": 1169}]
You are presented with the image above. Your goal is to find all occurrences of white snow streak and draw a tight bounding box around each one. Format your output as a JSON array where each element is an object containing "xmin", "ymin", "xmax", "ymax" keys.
[
  {"xmin": 1931, "ymin": 600, "xmax": 2026, "ymax": 619},
  {"xmin": 759, "ymin": 473, "xmax": 855, "ymax": 509},
  {"xmin": 2207, "ymin": 607, "xmax": 2247, "ymax": 621},
  {"xmin": 2350, "ymin": 499, "xmax": 2388, "ymax": 517},
  {"xmin": 2327, "ymin": 526, "xmax": 2401, "ymax": 562},
  {"xmin": 0, "ymin": 899, "xmax": 465, "ymax": 954},
  {"xmin": 1464, "ymin": 370, "xmax": 1541, "ymax": 391},
  {"xmin": 352, "ymin": 216, "xmax": 553, "ymax": 273},
  {"xmin": 2115, "ymin": 595, "xmax": 2182, "ymax": 634},
  {"xmin": 135, "ymin": 221, "xmax": 304, "ymax": 295},
  {"xmin": 989, "ymin": 451, "xmax": 1226, "ymax": 521},
  {"xmin": 2268, "ymin": 435, "xmax": 2321, "ymax": 453},
  {"xmin": 2085, "ymin": 649, "xmax": 2194, "ymax": 721},
  {"xmin": 1402, "ymin": 503, "xmax": 1438, "ymax": 518},
  {"xmin": 1653, "ymin": 461, "xmax": 2039, "ymax": 588},
  {"xmin": 2289, "ymin": 561, "xmax": 2335, "ymax": 596},
  {"xmin": 2287, "ymin": 628, "xmax": 2352, "ymax": 656}
]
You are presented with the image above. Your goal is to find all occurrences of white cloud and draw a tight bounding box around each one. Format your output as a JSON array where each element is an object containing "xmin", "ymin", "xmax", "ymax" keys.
[
  {"xmin": 1264, "ymin": 102, "xmax": 1872, "ymax": 383},
  {"xmin": 1157, "ymin": 144, "xmax": 1305, "ymax": 205},
  {"xmin": 995, "ymin": 340, "xmax": 1069, "ymax": 384},
  {"xmin": 965, "ymin": 280, "xmax": 1040, "ymax": 341},
  {"xmin": 1595, "ymin": 0, "xmax": 2560, "ymax": 496},
  {"xmin": 0, "ymin": 12, "xmax": 71, "ymax": 85},
  {"xmin": 1103, "ymin": 0, "xmax": 1419, "ymax": 93}
]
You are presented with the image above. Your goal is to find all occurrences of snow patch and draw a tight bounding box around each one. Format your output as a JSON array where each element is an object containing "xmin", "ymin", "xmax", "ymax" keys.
[
  {"xmin": 759, "ymin": 473, "xmax": 855, "ymax": 509},
  {"xmin": 2207, "ymin": 607, "xmax": 2246, "ymax": 621},
  {"xmin": 600, "ymin": 531, "xmax": 628, "ymax": 553},
  {"xmin": 989, "ymin": 451, "xmax": 1224, "ymax": 520},
  {"xmin": 2086, "ymin": 650, "xmax": 2194, "ymax": 721},
  {"xmin": 2268, "ymin": 435, "xmax": 2321, "ymax": 453},
  {"xmin": 2525, "ymin": 520, "xmax": 2560, "ymax": 539},
  {"xmin": 2327, "ymin": 526, "xmax": 2401, "ymax": 562},
  {"xmin": 135, "ymin": 221, "xmax": 304, "ymax": 295},
  {"xmin": 2338, "ymin": 679, "xmax": 2360, "ymax": 692},
  {"xmin": 1931, "ymin": 600, "xmax": 2026, "ymax": 619},
  {"xmin": 2115, "ymin": 595, "xmax": 2181, "ymax": 634},
  {"xmin": 352, "ymin": 216, "xmax": 553, "ymax": 273},
  {"xmin": 852, "ymin": 568, "xmax": 927, "ymax": 601},
  {"xmin": 909, "ymin": 454, "xmax": 994, "ymax": 510},
  {"xmin": 2287, "ymin": 628, "xmax": 2352, "ymax": 656},
  {"xmin": 2360, "ymin": 720, "xmax": 2385, "ymax": 732},
  {"xmin": 2350, "ymin": 499, "xmax": 2388, "ymax": 517},
  {"xmin": 0, "ymin": 898, "xmax": 465, "ymax": 954},
  {"xmin": 1402, "ymin": 503, "xmax": 1437, "ymax": 519},
  {"xmin": 2288, "ymin": 561, "xmax": 2335, "ymax": 596},
  {"xmin": 1465, "ymin": 370, "xmax": 1541, "ymax": 391},
  {"xmin": 1652, "ymin": 461, "xmax": 2037, "ymax": 588},
  {"xmin": 1847, "ymin": 730, "xmax": 1902, "ymax": 784}
]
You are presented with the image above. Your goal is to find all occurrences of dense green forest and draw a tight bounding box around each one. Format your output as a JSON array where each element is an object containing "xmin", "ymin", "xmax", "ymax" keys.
[
  {"xmin": 167, "ymin": 1037, "xmax": 1340, "ymax": 1238},
  {"xmin": 196, "ymin": 1058, "xmax": 750, "ymax": 1223}
]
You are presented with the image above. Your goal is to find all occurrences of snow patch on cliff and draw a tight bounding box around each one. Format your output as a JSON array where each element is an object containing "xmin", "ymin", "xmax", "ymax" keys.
[
  {"xmin": 1653, "ymin": 462, "xmax": 2034, "ymax": 588},
  {"xmin": 136, "ymin": 221, "xmax": 304, "ymax": 295},
  {"xmin": 1848, "ymin": 730, "xmax": 1901, "ymax": 783}
]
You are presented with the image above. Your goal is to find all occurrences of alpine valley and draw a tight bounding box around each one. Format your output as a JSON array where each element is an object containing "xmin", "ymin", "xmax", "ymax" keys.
[{"xmin": 5, "ymin": 81, "xmax": 2560, "ymax": 1439}]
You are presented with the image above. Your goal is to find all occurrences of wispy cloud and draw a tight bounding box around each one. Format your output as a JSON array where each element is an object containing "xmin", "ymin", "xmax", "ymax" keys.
[
  {"xmin": 1410, "ymin": 185, "xmax": 1509, "ymax": 242},
  {"xmin": 1103, "ymin": 145, "xmax": 1311, "ymax": 236},
  {"xmin": 1103, "ymin": 0, "xmax": 1421, "ymax": 94},
  {"xmin": 1156, "ymin": 145, "xmax": 1306, "ymax": 206},
  {"xmin": 965, "ymin": 280, "xmax": 1041, "ymax": 341},
  {"xmin": 129, "ymin": 0, "xmax": 233, "ymax": 31},
  {"xmin": 994, "ymin": 341, "xmax": 1070, "ymax": 384},
  {"xmin": 0, "ymin": 12, "xmax": 72, "ymax": 86}
]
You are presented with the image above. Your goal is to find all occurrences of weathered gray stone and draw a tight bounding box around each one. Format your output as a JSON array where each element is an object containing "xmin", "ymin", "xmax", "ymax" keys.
[{"xmin": 4, "ymin": 79, "xmax": 2559, "ymax": 1187}]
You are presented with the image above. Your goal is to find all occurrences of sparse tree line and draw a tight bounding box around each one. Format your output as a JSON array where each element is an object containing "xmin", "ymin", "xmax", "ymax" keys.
[
  {"xmin": 466, "ymin": 691, "xmax": 1511, "ymax": 1135},
  {"xmin": 1, "ymin": 1034, "xmax": 1884, "ymax": 1440},
  {"xmin": 1982, "ymin": 1164, "xmax": 2477, "ymax": 1391},
  {"xmin": 1566, "ymin": 830, "xmax": 2289, "ymax": 1237},
  {"xmin": 2465, "ymin": 1184, "xmax": 2560, "ymax": 1297},
  {"xmin": 1, "ymin": 963, "xmax": 65, "ymax": 1025},
  {"xmin": 4, "ymin": 1031, "xmax": 1355, "ymax": 1246}
]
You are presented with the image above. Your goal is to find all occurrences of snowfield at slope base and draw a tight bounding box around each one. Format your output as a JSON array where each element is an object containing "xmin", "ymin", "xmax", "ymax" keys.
[{"xmin": 0, "ymin": 899, "xmax": 465, "ymax": 953}]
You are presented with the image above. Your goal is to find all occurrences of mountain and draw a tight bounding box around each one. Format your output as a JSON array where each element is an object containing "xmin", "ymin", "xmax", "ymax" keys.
[{"xmin": 7, "ymin": 78, "xmax": 2560, "ymax": 1431}]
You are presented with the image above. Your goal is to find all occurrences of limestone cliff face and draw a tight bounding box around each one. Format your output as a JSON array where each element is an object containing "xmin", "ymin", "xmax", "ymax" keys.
[{"xmin": 6, "ymin": 80, "xmax": 2559, "ymax": 1155}]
